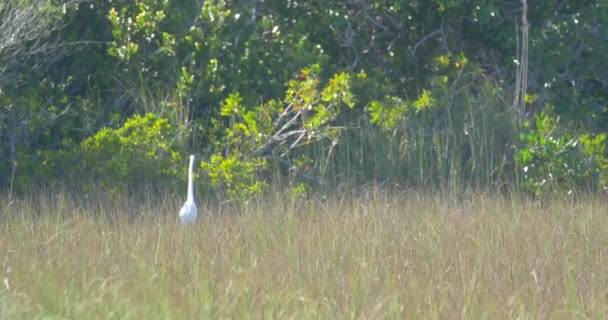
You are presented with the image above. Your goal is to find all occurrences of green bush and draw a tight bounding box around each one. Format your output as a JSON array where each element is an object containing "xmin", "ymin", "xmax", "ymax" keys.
[
  {"xmin": 201, "ymin": 65, "xmax": 355, "ymax": 200},
  {"xmin": 80, "ymin": 113, "xmax": 184, "ymax": 191},
  {"xmin": 515, "ymin": 107, "xmax": 608, "ymax": 196}
]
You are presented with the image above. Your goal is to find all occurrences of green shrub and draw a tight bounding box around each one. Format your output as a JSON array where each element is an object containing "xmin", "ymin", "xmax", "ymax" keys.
[
  {"xmin": 80, "ymin": 113, "xmax": 184, "ymax": 191},
  {"xmin": 515, "ymin": 107, "xmax": 608, "ymax": 196},
  {"xmin": 201, "ymin": 65, "xmax": 355, "ymax": 200}
]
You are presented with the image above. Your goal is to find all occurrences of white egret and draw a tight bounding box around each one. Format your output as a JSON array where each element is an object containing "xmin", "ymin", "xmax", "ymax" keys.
[{"xmin": 179, "ymin": 154, "xmax": 198, "ymax": 224}]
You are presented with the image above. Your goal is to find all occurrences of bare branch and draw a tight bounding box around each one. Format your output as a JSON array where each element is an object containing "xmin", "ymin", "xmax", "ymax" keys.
[
  {"xmin": 0, "ymin": 0, "xmax": 81, "ymax": 86},
  {"xmin": 275, "ymin": 110, "xmax": 302, "ymax": 137},
  {"xmin": 411, "ymin": 28, "xmax": 442, "ymax": 57}
]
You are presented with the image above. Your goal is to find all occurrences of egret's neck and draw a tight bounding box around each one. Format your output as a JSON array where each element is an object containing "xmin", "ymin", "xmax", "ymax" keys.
[{"xmin": 187, "ymin": 156, "xmax": 195, "ymax": 203}]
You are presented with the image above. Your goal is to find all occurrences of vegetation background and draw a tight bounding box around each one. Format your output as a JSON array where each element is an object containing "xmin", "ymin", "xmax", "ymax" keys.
[
  {"xmin": 1, "ymin": 1, "xmax": 608, "ymax": 318},
  {"xmin": 1, "ymin": 0, "xmax": 606, "ymax": 198}
]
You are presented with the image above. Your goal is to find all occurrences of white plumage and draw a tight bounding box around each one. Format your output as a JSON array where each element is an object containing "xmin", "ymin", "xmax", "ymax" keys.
[{"xmin": 179, "ymin": 154, "xmax": 198, "ymax": 224}]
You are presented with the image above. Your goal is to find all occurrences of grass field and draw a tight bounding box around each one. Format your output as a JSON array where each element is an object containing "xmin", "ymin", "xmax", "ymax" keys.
[{"xmin": 1, "ymin": 190, "xmax": 607, "ymax": 319}]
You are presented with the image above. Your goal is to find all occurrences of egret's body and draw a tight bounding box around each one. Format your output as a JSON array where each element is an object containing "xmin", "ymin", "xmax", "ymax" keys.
[{"xmin": 179, "ymin": 155, "xmax": 198, "ymax": 224}]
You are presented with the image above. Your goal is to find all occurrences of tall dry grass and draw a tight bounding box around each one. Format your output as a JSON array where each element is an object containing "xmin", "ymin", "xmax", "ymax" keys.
[{"xmin": 1, "ymin": 190, "xmax": 607, "ymax": 319}]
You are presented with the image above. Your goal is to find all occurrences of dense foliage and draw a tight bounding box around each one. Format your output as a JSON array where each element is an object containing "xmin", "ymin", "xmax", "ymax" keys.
[{"xmin": 1, "ymin": 0, "xmax": 606, "ymax": 198}]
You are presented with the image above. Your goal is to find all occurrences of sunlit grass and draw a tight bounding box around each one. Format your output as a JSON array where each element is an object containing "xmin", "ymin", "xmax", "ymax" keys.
[{"xmin": 1, "ymin": 190, "xmax": 607, "ymax": 319}]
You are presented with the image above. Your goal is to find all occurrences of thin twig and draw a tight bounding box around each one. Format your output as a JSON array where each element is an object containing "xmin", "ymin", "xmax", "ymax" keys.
[{"xmin": 412, "ymin": 28, "xmax": 442, "ymax": 56}]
